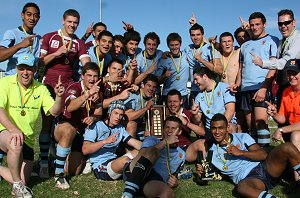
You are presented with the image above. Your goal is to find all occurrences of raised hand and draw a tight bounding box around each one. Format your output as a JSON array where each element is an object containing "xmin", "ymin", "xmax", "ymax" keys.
[
  {"xmin": 208, "ymin": 35, "xmax": 218, "ymax": 45},
  {"xmin": 227, "ymin": 144, "xmax": 242, "ymax": 156},
  {"xmin": 265, "ymin": 101, "xmax": 277, "ymax": 117},
  {"xmin": 239, "ymin": 16, "xmax": 249, "ymax": 30},
  {"xmin": 54, "ymin": 75, "xmax": 64, "ymax": 97},
  {"xmin": 249, "ymin": 51, "xmax": 263, "ymax": 67},
  {"xmin": 189, "ymin": 12, "xmax": 197, "ymax": 26},
  {"xmin": 165, "ymin": 128, "xmax": 180, "ymax": 145},
  {"xmin": 119, "ymin": 87, "xmax": 133, "ymax": 100},
  {"xmin": 84, "ymin": 21, "xmax": 94, "ymax": 38},
  {"xmin": 82, "ymin": 116, "xmax": 96, "ymax": 126},
  {"xmin": 190, "ymin": 99, "xmax": 199, "ymax": 115},
  {"xmin": 122, "ymin": 21, "xmax": 134, "ymax": 31},
  {"xmin": 105, "ymin": 132, "xmax": 120, "ymax": 144},
  {"xmin": 53, "ymin": 45, "xmax": 68, "ymax": 58},
  {"xmin": 194, "ymin": 48, "xmax": 203, "ymax": 62},
  {"xmin": 20, "ymin": 35, "xmax": 37, "ymax": 48},
  {"xmin": 89, "ymin": 79, "xmax": 101, "ymax": 96},
  {"xmin": 130, "ymin": 54, "xmax": 138, "ymax": 70}
]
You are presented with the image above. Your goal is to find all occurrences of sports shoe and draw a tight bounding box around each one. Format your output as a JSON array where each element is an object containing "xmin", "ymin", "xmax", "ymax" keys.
[
  {"xmin": 39, "ymin": 163, "xmax": 49, "ymax": 179},
  {"xmin": 82, "ymin": 159, "xmax": 92, "ymax": 174},
  {"xmin": 54, "ymin": 173, "xmax": 70, "ymax": 190},
  {"xmin": 12, "ymin": 182, "xmax": 33, "ymax": 198}
]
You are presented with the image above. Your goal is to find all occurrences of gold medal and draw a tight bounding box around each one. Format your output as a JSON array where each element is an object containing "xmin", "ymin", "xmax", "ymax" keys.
[
  {"xmin": 223, "ymin": 165, "xmax": 228, "ymax": 170},
  {"xmin": 64, "ymin": 57, "xmax": 70, "ymax": 64},
  {"xmin": 206, "ymin": 109, "xmax": 210, "ymax": 114},
  {"xmin": 176, "ymin": 76, "xmax": 180, "ymax": 80},
  {"xmin": 222, "ymin": 73, "xmax": 226, "ymax": 79},
  {"xmin": 20, "ymin": 109, "xmax": 26, "ymax": 116}
]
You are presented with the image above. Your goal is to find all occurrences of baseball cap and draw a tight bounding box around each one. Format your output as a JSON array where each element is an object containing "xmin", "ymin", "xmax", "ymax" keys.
[
  {"xmin": 17, "ymin": 53, "xmax": 36, "ymax": 67},
  {"xmin": 285, "ymin": 59, "xmax": 300, "ymax": 72}
]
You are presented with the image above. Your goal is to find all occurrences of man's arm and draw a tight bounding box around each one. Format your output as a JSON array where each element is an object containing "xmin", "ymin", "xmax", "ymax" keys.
[
  {"xmin": 125, "ymin": 100, "xmax": 153, "ymax": 121},
  {"xmin": 127, "ymin": 138, "xmax": 142, "ymax": 150},
  {"xmin": 227, "ymin": 143, "xmax": 267, "ymax": 161},
  {"xmin": 48, "ymin": 76, "xmax": 65, "ymax": 116},
  {"xmin": 224, "ymin": 102, "xmax": 235, "ymax": 124}
]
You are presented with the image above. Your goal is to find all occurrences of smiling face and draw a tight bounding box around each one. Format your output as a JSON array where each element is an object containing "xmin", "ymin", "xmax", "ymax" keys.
[
  {"xmin": 190, "ymin": 29, "xmax": 204, "ymax": 46},
  {"xmin": 113, "ymin": 40, "xmax": 124, "ymax": 58},
  {"xmin": 193, "ymin": 73, "xmax": 208, "ymax": 91},
  {"xmin": 108, "ymin": 61, "xmax": 123, "ymax": 77},
  {"xmin": 287, "ymin": 69, "xmax": 300, "ymax": 88},
  {"xmin": 82, "ymin": 69, "xmax": 99, "ymax": 90},
  {"xmin": 142, "ymin": 80, "xmax": 157, "ymax": 98},
  {"xmin": 144, "ymin": 38, "xmax": 158, "ymax": 57},
  {"xmin": 92, "ymin": 25, "xmax": 106, "ymax": 39},
  {"xmin": 97, "ymin": 35, "xmax": 113, "ymax": 55},
  {"xmin": 21, "ymin": 6, "xmax": 40, "ymax": 31},
  {"xmin": 126, "ymin": 40, "xmax": 139, "ymax": 56},
  {"xmin": 163, "ymin": 120, "xmax": 181, "ymax": 139},
  {"xmin": 278, "ymin": 14, "xmax": 296, "ymax": 38},
  {"xmin": 168, "ymin": 40, "xmax": 181, "ymax": 56},
  {"xmin": 17, "ymin": 65, "xmax": 36, "ymax": 88},
  {"xmin": 62, "ymin": 15, "xmax": 79, "ymax": 36},
  {"xmin": 167, "ymin": 94, "xmax": 182, "ymax": 114},
  {"xmin": 211, "ymin": 120, "xmax": 228, "ymax": 144}
]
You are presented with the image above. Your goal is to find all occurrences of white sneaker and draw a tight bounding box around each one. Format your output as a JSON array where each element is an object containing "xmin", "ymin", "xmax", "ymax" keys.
[
  {"xmin": 82, "ymin": 159, "xmax": 92, "ymax": 174},
  {"xmin": 54, "ymin": 173, "xmax": 70, "ymax": 190},
  {"xmin": 12, "ymin": 182, "xmax": 33, "ymax": 198},
  {"xmin": 39, "ymin": 163, "xmax": 49, "ymax": 179}
]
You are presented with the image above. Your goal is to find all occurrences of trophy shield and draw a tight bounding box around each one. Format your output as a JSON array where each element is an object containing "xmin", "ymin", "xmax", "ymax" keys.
[{"xmin": 149, "ymin": 105, "xmax": 165, "ymax": 139}]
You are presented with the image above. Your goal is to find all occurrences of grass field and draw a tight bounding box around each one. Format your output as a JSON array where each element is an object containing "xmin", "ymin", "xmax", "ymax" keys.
[{"xmin": 0, "ymin": 119, "xmax": 299, "ymax": 198}]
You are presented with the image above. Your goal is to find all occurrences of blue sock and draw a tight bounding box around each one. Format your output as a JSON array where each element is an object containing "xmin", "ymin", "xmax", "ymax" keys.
[
  {"xmin": 0, "ymin": 150, "xmax": 4, "ymax": 165},
  {"xmin": 257, "ymin": 129, "xmax": 270, "ymax": 147},
  {"xmin": 55, "ymin": 144, "xmax": 71, "ymax": 175},
  {"xmin": 39, "ymin": 133, "xmax": 51, "ymax": 165},
  {"xmin": 293, "ymin": 164, "xmax": 300, "ymax": 175},
  {"xmin": 258, "ymin": 191, "xmax": 276, "ymax": 198}
]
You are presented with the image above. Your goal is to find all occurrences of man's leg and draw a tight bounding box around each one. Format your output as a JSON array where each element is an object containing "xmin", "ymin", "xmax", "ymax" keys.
[
  {"xmin": 290, "ymin": 131, "xmax": 300, "ymax": 180},
  {"xmin": 53, "ymin": 122, "xmax": 77, "ymax": 190},
  {"xmin": 143, "ymin": 180, "xmax": 175, "ymax": 198},
  {"xmin": 254, "ymin": 107, "xmax": 270, "ymax": 147},
  {"xmin": 185, "ymin": 139, "xmax": 206, "ymax": 162},
  {"xmin": 237, "ymin": 178, "xmax": 273, "ymax": 198},
  {"xmin": 122, "ymin": 147, "xmax": 160, "ymax": 198}
]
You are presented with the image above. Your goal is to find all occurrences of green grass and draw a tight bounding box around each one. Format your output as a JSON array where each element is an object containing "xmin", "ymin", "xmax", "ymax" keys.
[{"xmin": 0, "ymin": 119, "xmax": 299, "ymax": 197}]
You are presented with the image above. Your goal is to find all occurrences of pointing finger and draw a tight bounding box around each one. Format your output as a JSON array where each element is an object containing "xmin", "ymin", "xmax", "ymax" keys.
[
  {"xmin": 239, "ymin": 16, "xmax": 245, "ymax": 23},
  {"xmin": 58, "ymin": 75, "xmax": 62, "ymax": 84},
  {"xmin": 192, "ymin": 12, "xmax": 195, "ymax": 18},
  {"xmin": 90, "ymin": 21, "xmax": 94, "ymax": 27},
  {"xmin": 95, "ymin": 79, "xmax": 102, "ymax": 86},
  {"xmin": 265, "ymin": 101, "xmax": 272, "ymax": 106},
  {"xmin": 122, "ymin": 21, "xmax": 127, "ymax": 26}
]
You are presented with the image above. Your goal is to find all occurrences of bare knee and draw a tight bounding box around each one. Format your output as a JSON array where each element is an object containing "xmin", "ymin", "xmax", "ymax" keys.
[
  {"xmin": 290, "ymin": 132, "xmax": 300, "ymax": 149},
  {"xmin": 55, "ymin": 124, "xmax": 77, "ymax": 143},
  {"xmin": 159, "ymin": 188, "xmax": 175, "ymax": 198}
]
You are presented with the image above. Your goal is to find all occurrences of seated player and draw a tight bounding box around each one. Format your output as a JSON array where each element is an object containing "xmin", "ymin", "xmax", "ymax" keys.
[
  {"xmin": 196, "ymin": 113, "xmax": 300, "ymax": 197},
  {"xmin": 121, "ymin": 116, "xmax": 185, "ymax": 198},
  {"xmin": 82, "ymin": 100, "xmax": 142, "ymax": 181}
]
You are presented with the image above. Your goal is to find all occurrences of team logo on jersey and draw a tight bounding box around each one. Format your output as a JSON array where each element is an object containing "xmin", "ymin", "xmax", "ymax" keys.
[
  {"xmin": 68, "ymin": 89, "xmax": 77, "ymax": 95},
  {"xmin": 179, "ymin": 153, "xmax": 183, "ymax": 158},
  {"xmin": 262, "ymin": 40, "xmax": 266, "ymax": 45},
  {"xmin": 51, "ymin": 40, "xmax": 60, "ymax": 48},
  {"xmin": 217, "ymin": 91, "xmax": 221, "ymax": 97},
  {"xmin": 33, "ymin": 95, "xmax": 40, "ymax": 99}
]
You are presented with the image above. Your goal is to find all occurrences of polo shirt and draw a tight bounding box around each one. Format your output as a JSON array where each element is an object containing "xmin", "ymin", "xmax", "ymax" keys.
[
  {"xmin": 0, "ymin": 75, "xmax": 55, "ymax": 148},
  {"xmin": 278, "ymin": 86, "xmax": 300, "ymax": 124}
]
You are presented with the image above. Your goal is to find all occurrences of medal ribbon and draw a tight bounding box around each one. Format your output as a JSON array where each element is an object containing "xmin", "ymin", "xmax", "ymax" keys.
[
  {"xmin": 166, "ymin": 140, "xmax": 172, "ymax": 176},
  {"xmin": 96, "ymin": 47, "xmax": 104, "ymax": 76},
  {"xmin": 143, "ymin": 51, "xmax": 154, "ymax": 70},
  {"xmin": 170, "ymin": 53, "xmax": 182, "ymax": 74},
  {"xmin": 211, "ymin": 43, "xmax": 216, "ymax": 71},
  {"xmin": 17, "ymin": 79, "xmax": 34, "ymax": 110},
  {"xmin": 60, "ymin": 30, "xmax": 73, "ymax": 57},
  {"xmin": 84, "ymin": 85, "xmax": 92, "ymax": 117},
  {"xmin": 21, "ymin": 25, "xmax": 33, "ymax": 53},
  {"xmin": 221, "ymin": 50, "xmax": 234, "ymax": 77},
  {"xmin": 204, "ymin": 82, "xmax": 216, "ymax": 108},
  {"xmin": 217, "ymin": 136, "xmax": 231, "ymax": 170},
  {"xmin": 193, "ymin": 41, "xmax": 205, "ymax": 58}
]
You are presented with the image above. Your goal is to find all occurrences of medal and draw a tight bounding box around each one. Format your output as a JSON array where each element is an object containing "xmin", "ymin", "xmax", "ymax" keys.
[
  {"xmin": 206, "ymin": 109, "xmax": 210, "ymax": 114},
  {"xmin": 64, "ymin": 57, "xmax": 69, "ymax": 64},
  {"xmin": 20, "ymin": 110, "xmax": 26, "ymax": 116},
  {"xmin": 176, "ymin": 76, "xmax": 180, "ymax": 80},
  {"xmin": 223, "ymin": 165, "xmax": 228, "ymax": 170},
  {"xmin": 222, "ymin": 73, "xmax": 226, "ymax": 79},
  {"xmin": 170, "ymin": 53, "xmax": 182, "ymax": 80}
]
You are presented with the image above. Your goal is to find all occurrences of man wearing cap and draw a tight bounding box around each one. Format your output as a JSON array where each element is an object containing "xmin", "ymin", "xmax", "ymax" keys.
[
  {"xmin": 0, "ymin": 53, "xmax": 64, "ymax": 198},
  {"xmin": 265, "ymin": 59, "xmax": 300, "ymax": 181},
  {"xmin": 82, "ymin": 100, "xmax": 142, "ymax": 181}
]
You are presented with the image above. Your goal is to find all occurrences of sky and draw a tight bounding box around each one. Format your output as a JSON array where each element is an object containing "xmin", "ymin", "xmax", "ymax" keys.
[{"xmin": 0, "ymin": 0, "xmax": 299, "ymax": 70}]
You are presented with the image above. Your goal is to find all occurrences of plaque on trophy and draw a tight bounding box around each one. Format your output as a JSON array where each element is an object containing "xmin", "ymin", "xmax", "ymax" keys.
[{"xmin": 149, "ymin": 105, "xmax": 165, "ymax": 139}]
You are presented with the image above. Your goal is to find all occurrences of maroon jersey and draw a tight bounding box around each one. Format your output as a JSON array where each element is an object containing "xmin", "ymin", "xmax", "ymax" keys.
[
  {"xmin": 62, "ymin": 81, "xmax": 102, "ymax": 134},
  {"xmin": 41, "ymin": 29, "xmax": 89, "ymax": 85},
  {"xmin": 85, "ymin": 40, "xmax": 95, "ymax": 51},
  {"xmin": 178, "ymin": 108, "xmax": 193, "ymax": 147},
  {"xmin": 102, "ymin": 82, "xmax": 124, "ymax": 99}
]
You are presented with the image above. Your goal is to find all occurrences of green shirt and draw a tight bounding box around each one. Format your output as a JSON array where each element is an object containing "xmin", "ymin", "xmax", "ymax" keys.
[{"xmin": 0, "ymin": 75, "xmax": 55, "ymax": 148}]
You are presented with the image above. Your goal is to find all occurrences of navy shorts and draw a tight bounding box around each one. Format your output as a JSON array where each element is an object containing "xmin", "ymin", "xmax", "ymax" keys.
[
  {"xmin": 240, "ymin": 90, "xmax": 271, "ymax": 111},
  {"xmin": 93, "ymin": 159, "xmax": 116, "ymax": 181},
  {"xmin": 243, "ymin": 162, "xmax": 280, "ymax": 190}
]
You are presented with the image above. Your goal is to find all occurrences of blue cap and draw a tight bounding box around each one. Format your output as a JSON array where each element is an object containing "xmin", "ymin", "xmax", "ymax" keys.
[
  {"xmin": 107, "ymin": 100, "xmax": 126, "ymax": 115},
  {"xmin": 17, "ymin": 53, "xmax": 36, "ymax": 67}
]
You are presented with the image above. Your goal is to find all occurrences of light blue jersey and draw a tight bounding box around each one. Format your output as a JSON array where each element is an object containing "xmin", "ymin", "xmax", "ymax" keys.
[
  {"xmin": 118, "ymin": 48, "xmax": 142, "ymax": 73},
  {"xmin": 210, "ymin": 133, "xmax": 259, "ymax": 184},
  {"xmin": 240, "ymin": 35, "xmax": 279, "ymax": 91},
  {"xmin": 84, "ymin": 121, "xmax": 132, "ymax": 170},
  {"xmin": 184, "ymin": 43, "xmax": 220, "ymax": 92},
  {"xmin": 0, "ymin": 27, "xmax": 41, "ymax": 76},
  {"xmin": 136, "ymin": 50, "xmax": 163, "ymax": 74},
  {"xmin": 142, "ymin": 136, "xmax": 186, "ymax": 182},
  {"xmin": 88, "ymin": 46, "xmax": 112, "ymax": 76},
  {"xmin": 195, "ymin": 82, "xmax": 235, "ymax": 129},
  {"xmin": 155, "ymin": 52, "xmax": 190, "ymax": 96}
]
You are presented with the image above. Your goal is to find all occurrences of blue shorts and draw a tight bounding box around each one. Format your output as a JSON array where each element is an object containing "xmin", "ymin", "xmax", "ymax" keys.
[
  {"xmin": 93, "ymin": 158, "xmax": 116, "ymax": 181},
  {"xmin": 240, "ymin": 90, "xmax": 271, "ymax": 112},
  {"xmin": 243, "ymin": 161, "xmax": 280, "ymax": 190}
]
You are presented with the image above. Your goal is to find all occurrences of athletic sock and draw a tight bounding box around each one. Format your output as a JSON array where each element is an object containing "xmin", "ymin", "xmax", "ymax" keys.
[
  {"xmin": 258, "ymin": 191, "xmax": 276, "ymax": 198},
  {"xmin": 55, "ymin": 144, "xmax": 71, "ymax": 174},
  {"xmin": 122, "ymin": 156, "xmax": 153, "ymax": 197},
  {"xmin": 293, "ymin": 164, "xmax": 300, "ymax": 175},
  {"xmin": 0, "ymin": 150, "xmax": 4, "ymax": 165},
  {"xmin": 257, "ymin": 129, "xmax": 270, "ymax": 147},
  {"xmin": 39, "ymin": 133, "xmax": 51, "ymax": 165}
]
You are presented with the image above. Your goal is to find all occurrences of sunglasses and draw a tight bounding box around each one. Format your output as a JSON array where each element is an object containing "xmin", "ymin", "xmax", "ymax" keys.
[{"xmin": 278, "ymin": 19, "xmax": 293, "ymax": 27}]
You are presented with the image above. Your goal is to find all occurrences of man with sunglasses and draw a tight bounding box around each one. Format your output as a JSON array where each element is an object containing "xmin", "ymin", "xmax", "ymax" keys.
[{"xmin": 251, "ymin": 9, "xmax": 300, "ymax": 108}]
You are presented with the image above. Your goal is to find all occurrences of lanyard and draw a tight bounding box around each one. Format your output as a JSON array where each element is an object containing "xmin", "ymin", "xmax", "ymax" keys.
[
  {"xmin": 60, "ymin": 30, "xmax": 73, "ymax": 56},
  {"xmin": 193, "ymin": 41, "xmax": 205, "ymax": 58},
  {"xmin": 204, "ymin": 82, "xmax": 216, "ymax": 108},
  {"xmin": 170, "ymin": 53, "xmax": 182, "ymax": 74},
  {"xmin": 216, "ymin": 136, "xmax": 231, "ymax": 170},
  {"xmin": 17, "ymin": 79, "xmax": 34, "ymax": 116},
  {"xmin": 166, "ymin": 140, "xmax": 172, "ymax": 176},
  {"xmin": 21, "ymin": 25, "xmax": 33, "ymax": 53},
  {"xmin": 221, "ymin": 50, "xmax": 234, "ymax": 77},
  {"xmin": 143, "ymin": 51, "xmax": 154, "ymax": 70},
  {"xmin": 95, "ymin": 47, "xmax": 104, "ymax": 76}
]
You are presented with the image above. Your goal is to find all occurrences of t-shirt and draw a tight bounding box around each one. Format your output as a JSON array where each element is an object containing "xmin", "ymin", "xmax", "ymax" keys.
[{"xmin": 88, "ymin": 46, "xmax": 112, "ymax": 77}]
